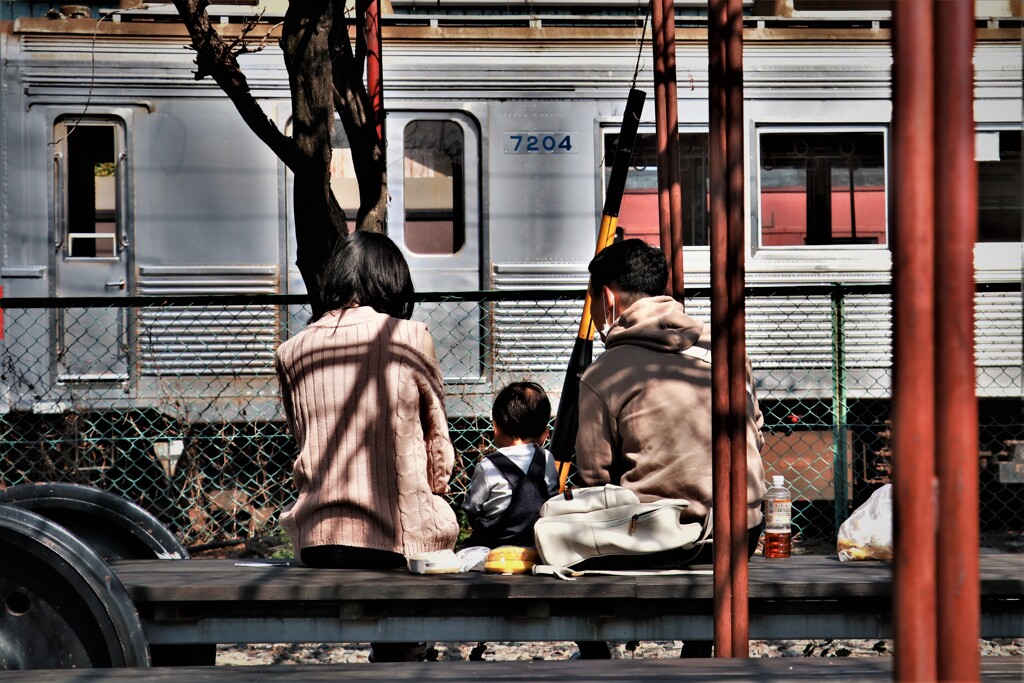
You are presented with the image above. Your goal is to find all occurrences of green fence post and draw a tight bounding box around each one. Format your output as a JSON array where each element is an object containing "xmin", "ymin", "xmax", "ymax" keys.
[{"xmin": 831, "ymin": 284, "xmax": 850, "ymax": 536}]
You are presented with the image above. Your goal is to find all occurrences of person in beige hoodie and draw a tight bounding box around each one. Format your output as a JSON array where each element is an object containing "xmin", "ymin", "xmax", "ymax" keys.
[
  {"xmin": 573, "ymin": 239, "xmax": 767, "ymax": 658},
  {"xmin": 577, "ymin": 238, "xmax": 767, "ymax": 540}
]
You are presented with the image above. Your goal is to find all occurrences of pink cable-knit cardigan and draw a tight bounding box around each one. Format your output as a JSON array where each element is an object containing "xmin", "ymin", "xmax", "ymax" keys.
[{"xmin": 274, "ymin": 306, "xmax": 458, "ymax": 557}]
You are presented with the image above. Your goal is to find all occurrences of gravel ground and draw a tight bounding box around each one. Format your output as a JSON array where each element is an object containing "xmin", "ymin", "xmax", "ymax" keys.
[{"xmin": 217, "ymin": 638, "xmax": 1024, "ymax": 665}]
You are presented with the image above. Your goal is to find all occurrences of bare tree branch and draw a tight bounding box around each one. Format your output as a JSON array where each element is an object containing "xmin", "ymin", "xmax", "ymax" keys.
[
  {"xmin": 173, "ymin": 0, "xmax": 387, "ymax": 314},
  {"xmin": 225, "ymin": 10, "xmax": 267, "ymax": 57},
  {"xmin": 173, "ymin": 0, "xmax": 305, "ymax": 172},
  {"xmin": 332, "ymin": 0, "xmax": 387, "ymax": 233}
]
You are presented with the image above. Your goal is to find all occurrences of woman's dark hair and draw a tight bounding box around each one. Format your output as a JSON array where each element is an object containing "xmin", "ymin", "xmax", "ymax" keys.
[
  {"xmin": 318, "ymin": 231, "xmax": 415, "ymax": 320},
  {"xmin": 492, "ymin": 381, "xmax": 551, "ymax": 441}
]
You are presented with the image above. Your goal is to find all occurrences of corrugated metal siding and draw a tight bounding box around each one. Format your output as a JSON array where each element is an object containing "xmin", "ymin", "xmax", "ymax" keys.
[
  {"xmin": 491, "ymin": 264, "xmax": 588, "ymax": 373},
  {"xmin": 737, "ymin": 294, "xmax": 842, "ymax": 401},
  {"xmin": 491, "ymin": 301, "xmax": 583, "ymax": 373},
  {"xmin": 841, "ymin": 293, "xmax": 892, "ymax": 398},
  {"xmin": 747, "ymin": 295, "xmax": 834, "ymax": 370},
  {"xmin": 975, "ymin": 290, "xmax": 1022, "ymax": 397},
  {"xmin": 976, "ymin": 291, "xmax": 1022, "ymax": 366},
  {"xmin": 844, "ymin": 294, "xmax": 892, "ymax": 369},
  {"xmin": 137, "ymin": 266, "xmax": 279, "ymax": 376}
]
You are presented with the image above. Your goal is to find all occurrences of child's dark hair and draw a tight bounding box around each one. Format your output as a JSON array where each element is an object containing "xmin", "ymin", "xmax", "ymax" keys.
[
  {"xmin": 492, "ymin": 381, "xmax": 551, "ymax": 441},
  {"xmin": 318, "ymin": 231, "xmax": 415, "ymax": 321}
]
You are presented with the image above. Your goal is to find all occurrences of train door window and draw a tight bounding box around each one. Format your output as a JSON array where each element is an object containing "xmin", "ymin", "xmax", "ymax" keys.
[
  {"xmin": 52, "ymin": 116, "xmax": 129, "ymax": 383},
  {"xmin": 402, "ymin": 120, "xmax": 465, "ymax": 255},
  {"xmin": 604, "ymin": 131, "xmax": 710, "ymax": 247},
  {"xmin": 758, "ymin": 131, "xmax": 887, "ymax": 247},
  {"xmin": 56, "ymin": 119, "xmax": 123, "ymax": 258},
  {"xmin": 976, "ymin": 129, "xmax": 1022, "ymax": 243}
]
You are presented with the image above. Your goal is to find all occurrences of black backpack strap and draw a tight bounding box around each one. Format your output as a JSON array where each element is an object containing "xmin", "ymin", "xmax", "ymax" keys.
[
  {"xmin": 526, "ymin": 444, "xmax": 548, "ymax": 481},
  {"xmin": 488, "ymin": 452, "xmax": 525, "ymax": 487}
]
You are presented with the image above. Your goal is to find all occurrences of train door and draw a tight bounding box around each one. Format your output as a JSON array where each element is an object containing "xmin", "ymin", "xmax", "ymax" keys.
[
  {"xmin": 51, "ymin": 117, "xmax": 131, "ymax": 382},
  {"xmin": 386, "ymin": 112, "xmax": 483, "ymax": 387}
]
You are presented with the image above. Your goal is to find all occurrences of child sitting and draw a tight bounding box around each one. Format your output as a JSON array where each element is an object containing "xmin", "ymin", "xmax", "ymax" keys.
[{"xmin": 462, "ymin": 381, "xmax": 559, "ymax": 548}]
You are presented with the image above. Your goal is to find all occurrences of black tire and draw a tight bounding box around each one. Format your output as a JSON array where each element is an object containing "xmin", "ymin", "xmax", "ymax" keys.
[{"xmin": 0, "ymin": 505, "xmax": 150, "ymax": 669}]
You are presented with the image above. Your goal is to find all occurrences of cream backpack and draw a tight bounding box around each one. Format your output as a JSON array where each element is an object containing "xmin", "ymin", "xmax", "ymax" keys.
[{"xmin": 532, "ymin": 484, "xmax": 712, "ymax": 569}]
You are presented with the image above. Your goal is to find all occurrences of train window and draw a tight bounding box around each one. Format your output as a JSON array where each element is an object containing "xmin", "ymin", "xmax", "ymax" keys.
[
  {"xmin": 402, "ymin": 120, "xmax": 465, "ymax": 255},
  {"xmin": 758, "ymin": 131, "xmax": 886, "ymax": 247},
  {"xmin": 977, "ymin": 129, "xmax": 1022, "ymax": 243},
  {"xmin": 57, "ymin": 120, "xmax": 121, "ymax": 258},
  {"xmin": 604, "ymin": 132, "xmax": 710, "ymax": 247}
]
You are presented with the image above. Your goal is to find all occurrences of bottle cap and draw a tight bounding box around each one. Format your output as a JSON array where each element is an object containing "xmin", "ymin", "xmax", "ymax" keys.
[{"xmin": 772, "ymin": 475, "xmax": 785, "ymax": 488}]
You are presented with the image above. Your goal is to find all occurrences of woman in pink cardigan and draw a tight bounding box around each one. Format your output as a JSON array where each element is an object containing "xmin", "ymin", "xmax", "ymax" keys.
[{"xmin": 275, "ymin": 231, "xmax": 458, "ymax": 661}]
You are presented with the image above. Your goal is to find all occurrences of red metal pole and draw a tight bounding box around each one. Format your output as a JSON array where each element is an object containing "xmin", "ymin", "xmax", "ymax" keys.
[
  {"xmin": 366, "ymin": 0, "xmax": 385, "ymax": 144},
  {"xmin": 708, "ymin": 0, "xmax": 733, "ymax": 659},
  {"xmin": 652, "ymin": 0, "xmax": 672, "ymax": 295},
  {"xmin": 663, "ymin": 0, "xmax": 685, "ymax": 300},
  {"xmin": 891, "ymin": 2, "xmax": 937, "ymax": 679},
  {"xmin": 934, "ymin": 2, "xmax": 980, "ymax": 679},
  {"xmin": 725, "ymin": 0, "xmax": 748, "ymax": 655}
]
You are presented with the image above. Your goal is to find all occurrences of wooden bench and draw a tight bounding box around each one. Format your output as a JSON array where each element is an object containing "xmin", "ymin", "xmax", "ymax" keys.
[
  {"xmin": 110, "ymin": 553, "xmax": 1022, "ymax": 646},
  {"xmin": 4, "ymin": 656, "xmax": 1023, "ymax": 682}
]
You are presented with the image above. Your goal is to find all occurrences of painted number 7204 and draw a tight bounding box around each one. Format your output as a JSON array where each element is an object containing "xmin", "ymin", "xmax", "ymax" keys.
[{"xmin": 504, "ymin": 133, "xmax": 576, "ymax": 154}]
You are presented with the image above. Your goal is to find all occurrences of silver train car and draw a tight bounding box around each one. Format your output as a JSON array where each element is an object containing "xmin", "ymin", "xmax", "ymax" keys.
[{"xmin": 0, "ymin": 2, "xmax": 1020, "ymax": 428}]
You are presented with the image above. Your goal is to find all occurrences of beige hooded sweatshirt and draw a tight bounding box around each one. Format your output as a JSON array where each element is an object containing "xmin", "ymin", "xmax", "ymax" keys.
[{"xmin": 575, "ymin": 296, "xmax": 767, "ymax": 528}]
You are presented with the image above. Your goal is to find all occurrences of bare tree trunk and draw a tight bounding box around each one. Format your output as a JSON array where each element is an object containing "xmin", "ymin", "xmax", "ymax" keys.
[{"xmin": 282, "ymin": 0, "xmax": 347, "ymax": 317}]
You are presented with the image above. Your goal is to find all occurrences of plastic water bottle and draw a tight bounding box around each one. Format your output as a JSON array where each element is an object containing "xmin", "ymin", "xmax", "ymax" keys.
[{"xmin": 763, "ymin": 475, "xmax": 792, "ymax": 559}]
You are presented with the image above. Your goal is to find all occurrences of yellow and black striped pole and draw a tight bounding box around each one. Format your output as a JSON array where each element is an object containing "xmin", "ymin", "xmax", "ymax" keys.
[{"xmin": 551, "ymin": 88, "xmax": 646, "ymax": 489}]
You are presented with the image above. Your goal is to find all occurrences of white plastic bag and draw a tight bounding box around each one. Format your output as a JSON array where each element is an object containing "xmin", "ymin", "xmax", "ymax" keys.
[{"xmin": 837, "ymin": 484, "xmax": 893, "ymax": 561}]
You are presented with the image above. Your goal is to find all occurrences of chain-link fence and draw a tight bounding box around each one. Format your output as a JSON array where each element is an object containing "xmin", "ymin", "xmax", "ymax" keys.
[{"xmin": 1, "ymin": 284, "xmax": 1021, "ymax": 548}]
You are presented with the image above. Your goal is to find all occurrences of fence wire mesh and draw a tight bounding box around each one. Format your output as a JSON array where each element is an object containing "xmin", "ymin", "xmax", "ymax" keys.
[{"xmin": 1, "ymin": 284, "xmax": 1021, "ymax": 549}]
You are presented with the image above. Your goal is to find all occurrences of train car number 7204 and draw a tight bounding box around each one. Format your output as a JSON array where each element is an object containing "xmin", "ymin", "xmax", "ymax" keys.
[{"xmin": 504, "ymin": 133, "xmax": 576, "ymax": 154}]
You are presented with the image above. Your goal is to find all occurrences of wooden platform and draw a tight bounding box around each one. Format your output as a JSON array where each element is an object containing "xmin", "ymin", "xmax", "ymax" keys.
[
  {"xmin": 4, "ymin": 657, "xmax": 1023, "ymax": 682},
  {"xmin": 109, "ymin": 554, "xmax": 1024, "ymax": 645}
]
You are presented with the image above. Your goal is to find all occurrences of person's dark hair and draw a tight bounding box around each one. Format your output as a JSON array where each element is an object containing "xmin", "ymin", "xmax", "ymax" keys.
[
  {"xmin": 587, "ymin": 238, "xmax": 668, "ymax": 300},
  {"xmin": 492, "ymin": 381, "xmax": 551, "ymax": 441},
  {"xmin": 318, "ymin": 231, "xmax": 415, "ymax": 321}
]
